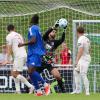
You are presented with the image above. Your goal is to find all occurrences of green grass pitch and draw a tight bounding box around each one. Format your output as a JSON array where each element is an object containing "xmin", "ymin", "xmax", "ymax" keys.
[{"xmin": 0, "ymin": 93, "xmax": 100, "ymax": 100}]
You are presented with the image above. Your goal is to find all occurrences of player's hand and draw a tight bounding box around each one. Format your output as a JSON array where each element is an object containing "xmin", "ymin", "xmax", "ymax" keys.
[
  {"xmin": 18, "ymin": 43, "xmax": 24, "ymax": 47},
  {"xmin": 1, "ymin": 60, "xmax": 9, "ymax": 66},
  {"xmin": 75, "ymin": 64, "xmax": 80, "ymax": 73},
  {"xmin": 54, "ymin": 19, "xmax": 59, "ymax": 28},
  {"xmin": 64, "ymin": 25, "xmax": 67, "ymax": 29},
  {"xmin": 62, "ymin": 26, "xmax": 67, "ymax": 34}
]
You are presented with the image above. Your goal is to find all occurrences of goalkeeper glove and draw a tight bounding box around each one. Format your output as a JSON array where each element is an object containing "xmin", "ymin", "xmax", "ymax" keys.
[
  {"xmin": 63, "ymin": 27, "xmax": 67, "ymax": 33},
  {"xmin": 54, "ymin": 19, "xmax": 59, "ymax": 28},
  {"xmin": 63, "ymin": 24, "xmax": 68, "ymax": 34}
]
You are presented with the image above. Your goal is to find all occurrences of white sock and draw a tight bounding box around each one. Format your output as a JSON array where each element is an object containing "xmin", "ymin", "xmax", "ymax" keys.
[
  {"xmin": 16, "ymin": 74, "xmax": 33, "ymax": 88},
  {"xmin": 74, "ymin": 70, "xmax": 81, "ymax": 92},
  {"xmin": 81, "ymin": 73, "xmax": 89, "ymax": 93},
  {"xmin": 13, "ymin": 77, "xmax": 20, "ymax": 92}
]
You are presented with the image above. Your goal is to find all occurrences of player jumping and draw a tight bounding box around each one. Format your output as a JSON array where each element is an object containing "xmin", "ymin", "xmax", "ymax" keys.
[
  {"xmin": 18, "ymin": 14, "xmax": 50, "ymax": 96},
  {"xmin": 71, "ymin": 26, "xmax": 91, "ymax": 95},
  {"xmin": 36, "ymin": 21, "xmax": 67, "ymax": 93}
]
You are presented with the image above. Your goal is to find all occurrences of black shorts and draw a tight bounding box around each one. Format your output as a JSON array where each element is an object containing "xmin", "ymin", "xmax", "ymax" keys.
[{"xmin": 36, "ymin": 61, "xmax": 54, "ymax": 73}]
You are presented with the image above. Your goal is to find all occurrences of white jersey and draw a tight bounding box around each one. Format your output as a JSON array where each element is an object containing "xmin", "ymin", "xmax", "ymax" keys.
[
  {"xmin": 6, "ymin": 31, "xmax": 27, "ymax": 58},
  {"xmin": 77, "ymin": 35, "xmax": 91, "ymax": 61}
]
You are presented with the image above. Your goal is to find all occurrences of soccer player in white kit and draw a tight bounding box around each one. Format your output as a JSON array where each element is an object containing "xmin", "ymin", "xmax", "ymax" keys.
[
  {"xmin": 71, "ymin": 26, "xmax": 91, "ymax": 95},
  {"xmin": 2, "ymin": 24, "xmax": 34, "ymax": 94}
]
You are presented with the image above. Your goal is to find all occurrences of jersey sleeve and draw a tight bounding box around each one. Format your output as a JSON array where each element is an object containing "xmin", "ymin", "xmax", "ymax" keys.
[
  {"xmin": 77, "ymin": 37, "xmax": 84, "ymax": 48},
  {"xmin": 53, "ymin": 32, "xmax": 65, "ymax": 49},
  {"xmin": 6, "ymin": 35, "xmax": 12, "ymax": 45},
  {"xmin": 29, "ymin": 27, "xmax": 36, "ymax": 37}
]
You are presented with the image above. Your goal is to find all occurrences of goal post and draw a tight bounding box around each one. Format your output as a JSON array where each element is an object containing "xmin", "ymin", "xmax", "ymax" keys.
[{"xmin": 72, "ymin": 20, "xmax": 100, "ymax": 93}]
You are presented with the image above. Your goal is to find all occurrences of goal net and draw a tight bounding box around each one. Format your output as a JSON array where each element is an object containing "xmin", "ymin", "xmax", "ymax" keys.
[{"xmin": 0, "ymin": 0, "xmax": 100, "ymax": 93}]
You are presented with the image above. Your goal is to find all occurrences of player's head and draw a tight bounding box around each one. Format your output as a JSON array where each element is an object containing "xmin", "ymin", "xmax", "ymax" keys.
[
  {"xmin": 48, "ymin": 28, "xmax": 57, "ymax": 40},
  {"xmin": 30, "ymin": 14, "xmax": 39, "ymax": 26},
  {"xmin": 77, "ymin": 26, "xmax": 84, "ymax": 37},
  {"xmin": 7, "ymin": 24, "xmax": 15, "ymax": 32},
  {"xmin": 62, "ymin": 41, "xmax": 67, "ymax": 50}
]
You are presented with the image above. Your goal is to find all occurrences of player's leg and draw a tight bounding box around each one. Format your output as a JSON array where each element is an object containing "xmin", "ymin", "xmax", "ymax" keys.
[
  {"xmin": 27, "ymin": 55, "xmax": 50, "ymax": 96},
  {"xmin": 50, "ymin": 68, "xmax": 65, "ymax": 93},
  {"xmin": 71, "ymin": 63, "xmax": 81, "ymax": 94},
  {"xmin": 42, "ymin": 56, "xmax": 65, "ymax": 93},
  {"xmin": 42, "ymin": 55, "xmax": 65, "ymax": 93},
  {"xmin": 73, "ymin": 70, "xmax": 81, "ymax": 93},
  {"xmin": 13, "ymin": 72, "xmax": 34, "ymax": 94},
  {"xmin": 80, "ymin": 60, "xmax": 90, "ymax": 95},
  {"xmin": 28, "ymin": 67, "xmax": 51, "ymax": 96},
  {"xmin": 12, "ymin": 57, "xmax": 34, "ymax": 94},
  {"xmin": 11, "ymin": 71, "xmax": 21, "ymax": 93}
]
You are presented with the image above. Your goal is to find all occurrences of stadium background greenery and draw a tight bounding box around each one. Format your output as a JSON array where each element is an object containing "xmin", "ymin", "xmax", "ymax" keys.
[{"xmin": 0, "ymin": 0, "xmax": 100, "ymax": 94}]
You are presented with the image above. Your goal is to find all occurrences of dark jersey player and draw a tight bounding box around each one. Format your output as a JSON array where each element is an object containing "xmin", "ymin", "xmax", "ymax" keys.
[{"xmin": 37, "ymin": 26, "xmax": 66, "ymax": 93}]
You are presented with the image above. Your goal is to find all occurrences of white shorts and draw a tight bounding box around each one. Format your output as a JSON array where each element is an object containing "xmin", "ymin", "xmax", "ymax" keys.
[
  {"xmin": 13, "ymin": 57, "xmax": 26, "ymax": 72},
  {"xmin": 78, "ymin": 58, "xmax": 91, "ymax": 74}
]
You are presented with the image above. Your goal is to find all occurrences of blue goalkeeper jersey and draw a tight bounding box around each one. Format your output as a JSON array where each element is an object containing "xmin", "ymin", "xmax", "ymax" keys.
[{"xmin": 27, "ymin": 25, "xmax": 45, "ymax": 56}]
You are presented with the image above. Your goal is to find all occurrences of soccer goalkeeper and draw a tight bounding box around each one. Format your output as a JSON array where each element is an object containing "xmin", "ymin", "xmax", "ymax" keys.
[{"xmin": 36, "ymin": 21, "xmax": 67, "ymax": 93}]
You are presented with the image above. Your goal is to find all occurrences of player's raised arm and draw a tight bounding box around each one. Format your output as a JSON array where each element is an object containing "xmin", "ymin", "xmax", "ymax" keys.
[
  {"xmin": 53, "ymin": 28, "xmax": 66, "ymax": 50},
  {"xmin": 54, "ymin": 18, "xmax": 68, "ymax": 48},
  {"xmin": 43, "ymin": 19, "xmax": 60, "ymax": 41}
]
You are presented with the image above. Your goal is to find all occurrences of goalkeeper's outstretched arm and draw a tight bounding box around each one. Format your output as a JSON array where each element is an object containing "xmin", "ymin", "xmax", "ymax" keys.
[{"xmin": 54, "ymin": 30, "xmax": 65, "ymax": 49}]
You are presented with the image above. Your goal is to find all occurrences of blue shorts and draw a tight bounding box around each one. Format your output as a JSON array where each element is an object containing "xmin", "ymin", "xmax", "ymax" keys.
[{"xmin": 27, "ymin": 54, "xmax": 42, "ymax": 67}]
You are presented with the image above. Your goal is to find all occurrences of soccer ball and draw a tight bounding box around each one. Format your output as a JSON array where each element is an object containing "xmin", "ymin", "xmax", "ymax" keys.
[{"xmin": 59, "ymin": 18, "xmax": 68, "ymax": 28}]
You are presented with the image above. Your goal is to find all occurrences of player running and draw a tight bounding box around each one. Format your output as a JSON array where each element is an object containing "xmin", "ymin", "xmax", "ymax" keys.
[
  {"xmin": 2, "ymin": 24, "xmax": 34, "ymax": 94},
  {"xmin": 36, "ymin": 22, "xmax": 67, "ymax": 93},
  {"xmin": 71, "ymin": 26, "xmax": 91, "ymax": 95},
  {"xmin": 18, "ymin": 14, "xmax": 50, "ymax": 96}
]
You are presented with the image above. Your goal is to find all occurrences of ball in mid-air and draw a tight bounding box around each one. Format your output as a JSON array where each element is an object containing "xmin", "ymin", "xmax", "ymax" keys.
[{"xmin": 59, "ymin": 18, "xmax": 68, "ymax": 28}]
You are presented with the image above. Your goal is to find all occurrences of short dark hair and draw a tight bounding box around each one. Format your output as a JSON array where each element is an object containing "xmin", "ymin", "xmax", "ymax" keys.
[
  {"xmin": 7, "ymin": 24, "xmax": 15, "ymax": 32},
  {"xmin": 77, "ymin": 26, "xmax": 84, "ymax": 34},
  {"xmin": 53, "ymin": 27, "xmax": 57, "ymax": 32},
  {"xmin": 30, "ymin": 14, "xmax": 39, "ymax": 25}
]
